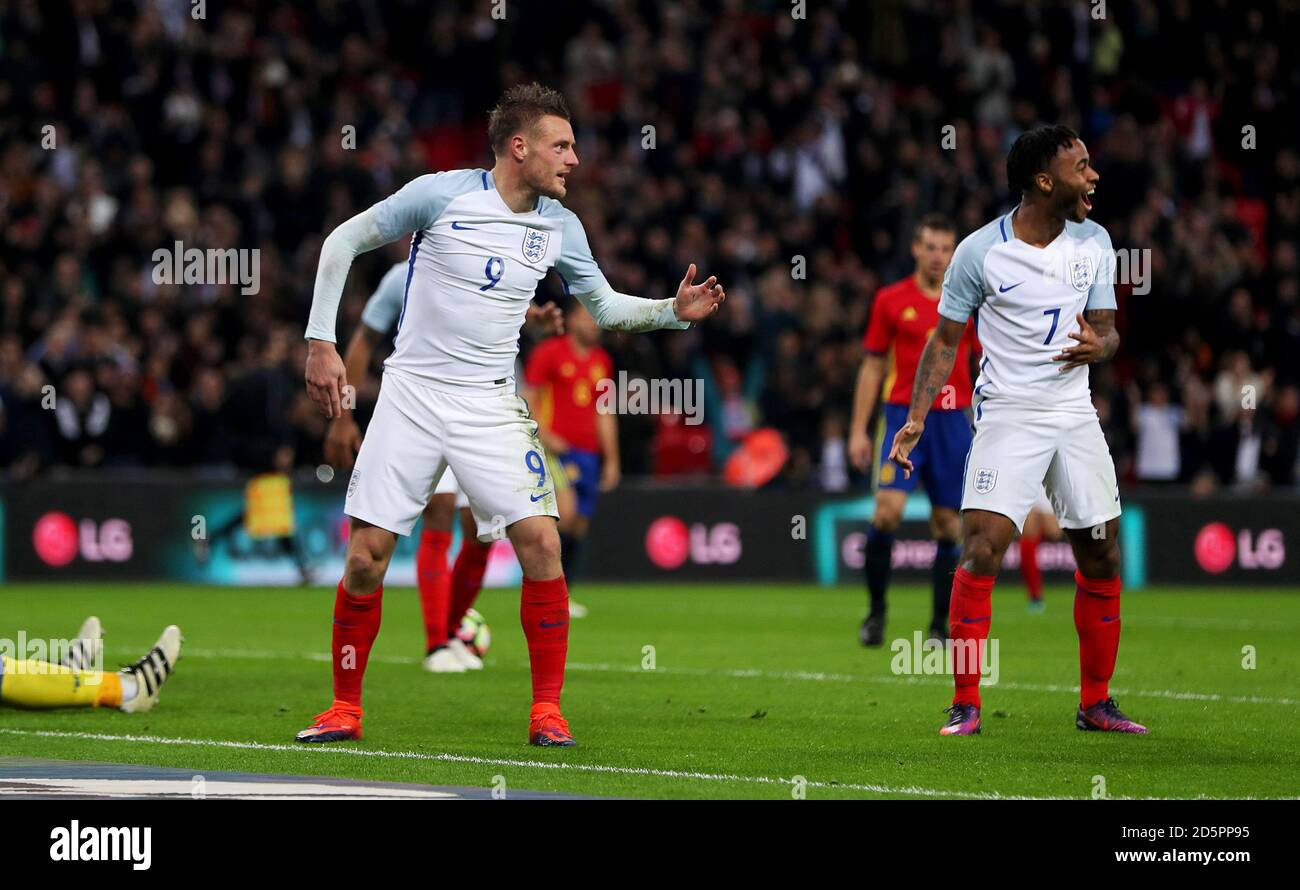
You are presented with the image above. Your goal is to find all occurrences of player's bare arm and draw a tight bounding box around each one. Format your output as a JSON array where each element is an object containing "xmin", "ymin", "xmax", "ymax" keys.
[
  {"xmin": 848, "ymin": 352, "xmax": 887, "ymax": 471},
  {"xmin": 324, "ymin": 325, "xmax": 383, "ymax": 470},
  {"xmin": 888, "ymin": 318, "xmax": 964, "ymax": 477},
  {"xmin": 341, "ymin": 325, "xmax": 383, "ymax": 392},
  {"xmin": 597, "ymin": 410, "xmax": 620, "ymax": 491},
  {"xmin": 1053, "ymin": 309, "xmax": 1118, "ymax": 371}
]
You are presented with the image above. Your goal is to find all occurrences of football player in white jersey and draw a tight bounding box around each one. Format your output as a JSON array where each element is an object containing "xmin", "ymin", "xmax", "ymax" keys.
[
  {"xmin": 298, "ymin": 84, "xmax": 724, "ymax": 746},
  {"xmin": 889, "ymin": 125, "xmax": 1146, "ymax": 737},
  {"xmin": 323, "ymin": 261, "xmax": 563, "ymax": 674}
]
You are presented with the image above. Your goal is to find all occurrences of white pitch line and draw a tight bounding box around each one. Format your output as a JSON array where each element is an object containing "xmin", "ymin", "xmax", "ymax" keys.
[
  {"xmin": 833, "ymin": 673, "xmax": 1300, "ymax": 707},
  {"xmin": 119, "ymin": 646, "xmax": 1299, "ymax": 708},
  {"xmin": 1124, "ymin": 616, "xmax": 1294, "ymax": 632},
  {"xmin": 0, "ymin": 727, "xmax": 1205, "ymax": 800},
  {"xmin": 576, "ymin": 662, "xmax": 1300, "ymax": 707},
  {"xmin": 0, "ymin": 727, "xmax": 1059, "ymax": 799},
  {"xmin": 3, "ymin": 727, "xmax": 1286, "ymax": 801}
]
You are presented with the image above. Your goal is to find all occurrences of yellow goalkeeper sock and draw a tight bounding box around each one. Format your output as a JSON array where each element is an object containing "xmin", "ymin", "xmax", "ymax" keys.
[{"xmin": 0, "ymin": 655, "xmax": 122, "ymax": 708}]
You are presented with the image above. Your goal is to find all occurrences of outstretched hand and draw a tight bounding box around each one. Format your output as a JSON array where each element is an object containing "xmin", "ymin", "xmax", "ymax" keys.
[{"xmin": 673, "ymin": 264, "xmax": 726, "ymax": 323}]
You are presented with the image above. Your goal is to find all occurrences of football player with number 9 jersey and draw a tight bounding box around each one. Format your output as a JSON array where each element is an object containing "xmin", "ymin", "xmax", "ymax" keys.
[{"xmin": 298, "ymin": 84, "xmax": 726, "ymax": 748}]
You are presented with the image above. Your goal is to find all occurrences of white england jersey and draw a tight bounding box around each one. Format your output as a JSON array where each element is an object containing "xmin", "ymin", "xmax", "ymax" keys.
[
  {"xmin": 938, "ymin": 210, "xmax": 1116, "ymax": 415},
  {"xmin": 356, "ymin": 261, "xmax": 468, "ymax": 505},
  {"xmin": 359, "ymin": 262, "xmax": 407, "ymax": 334},
  {"xmin": 372, "ymin": 168, "xmax": 608, "ymax": 389}
]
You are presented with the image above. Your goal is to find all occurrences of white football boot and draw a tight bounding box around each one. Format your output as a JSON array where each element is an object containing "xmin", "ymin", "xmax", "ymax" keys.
[
  {"xmin": 63, "ymin": 616, "xmax": 103, "ymax": 673},
  {"xmin": 120, "ymin": 625, "xmax": 182, "ymax": 713},
  {"xmin": 447, "ymin": 637, "xmax": 483, "ymax": 670},
  {"xmin": 422, "ymin": 645, "xmax": 468, "ymax": 673}
]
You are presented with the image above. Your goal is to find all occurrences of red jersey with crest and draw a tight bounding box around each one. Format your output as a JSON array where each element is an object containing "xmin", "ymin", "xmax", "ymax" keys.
[
  {"xmin": 863, "ymin": 276, "xmax": 980, "ymax": 409},
  {"xmin": 525, "ymin": 336, "xmax": 612, "ymax": 453}
]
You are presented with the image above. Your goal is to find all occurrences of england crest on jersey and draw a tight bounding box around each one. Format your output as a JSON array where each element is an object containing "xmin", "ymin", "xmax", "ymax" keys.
[
  {"xmin": 973, "ymin": 467, "xmax": 998, "ymax": 494},
  {"xmin": 1070, "ymin": 255, "xmax": 1095, "ymax": 292},
  {"xmin": 522, "ymin": 227, "xmax": 550, "ymax": 264}
]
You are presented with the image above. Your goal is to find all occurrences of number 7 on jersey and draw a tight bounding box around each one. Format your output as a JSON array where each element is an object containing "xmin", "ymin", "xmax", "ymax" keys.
[{"xmin": 1043, "ymin": 307, "xmax": 1061, "ymax": 344}]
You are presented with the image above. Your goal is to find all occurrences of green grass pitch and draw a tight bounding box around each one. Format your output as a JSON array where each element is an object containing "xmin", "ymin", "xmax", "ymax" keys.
[{"xmin": 1, "ymin": 582, "xmax": 1297, "ymax": 799}]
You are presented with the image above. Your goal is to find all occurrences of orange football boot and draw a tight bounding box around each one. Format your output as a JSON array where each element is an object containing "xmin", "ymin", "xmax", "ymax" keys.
[
  {"xmin": 295, "ymin": 701, "xmax": 363, "ymax": 743},
  {"xmin": 528, "ymin": 703, "xmax": 576, "ymax": 747}
]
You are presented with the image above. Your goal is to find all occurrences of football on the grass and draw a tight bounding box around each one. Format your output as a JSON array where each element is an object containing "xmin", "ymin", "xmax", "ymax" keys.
[{"xmin": 457, "ymin": 608, "xmax": 490, "ymax": 657}]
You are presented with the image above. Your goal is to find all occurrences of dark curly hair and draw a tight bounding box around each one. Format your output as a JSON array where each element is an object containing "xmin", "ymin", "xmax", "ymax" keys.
[{"xmin": 1006, "ymin": 125, "xmax": 1079, "ymax": 195}]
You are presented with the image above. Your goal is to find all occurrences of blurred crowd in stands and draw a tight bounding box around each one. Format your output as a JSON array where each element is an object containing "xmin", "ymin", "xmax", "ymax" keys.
[{"xmin": 1, "ymin": 0, "xmax": 1297, "ymax": 492}]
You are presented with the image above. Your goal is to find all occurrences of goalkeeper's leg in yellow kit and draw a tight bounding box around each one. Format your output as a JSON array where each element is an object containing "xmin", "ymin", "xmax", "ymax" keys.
[{"xmin": 0, "ymin": 618, "xmax": 182, "ymax": 713}]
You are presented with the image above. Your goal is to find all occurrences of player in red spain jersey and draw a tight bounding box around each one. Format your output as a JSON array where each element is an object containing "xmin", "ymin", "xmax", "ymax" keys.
[{"xmin": 849, "ymin": 215, "xmax": 979, "ymax": 646}]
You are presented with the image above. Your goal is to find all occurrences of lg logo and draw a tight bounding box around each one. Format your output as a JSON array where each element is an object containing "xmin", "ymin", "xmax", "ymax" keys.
[
  {"xmin": 32, "ymin": 512, "xmax": 133, "ymax": 567},
  {"xmin": 644, "ymin": 517, "xmax": 741, "ymax": 569},
  {"xmin": 1194, "ymin": 523, "xmax": 1285, "ymax": 574}
]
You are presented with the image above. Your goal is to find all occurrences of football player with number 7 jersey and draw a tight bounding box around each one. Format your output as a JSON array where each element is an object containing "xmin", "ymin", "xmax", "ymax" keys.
[{"xmin": 889, "ymin": 125, "xmax": 1146, "ymax": 738}]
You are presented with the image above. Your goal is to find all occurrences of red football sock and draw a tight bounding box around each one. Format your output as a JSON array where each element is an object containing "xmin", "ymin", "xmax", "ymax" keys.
[
  {"xmin": 1019, "ymin": 534, "xmax": 1043, "ymax": 601},
  {"xmin": 416, "ymin": 528, "xmax": 453, "ymax": 651},
  {"xmin": 1074, "ymin": 570, "xmax": 1122, "ymax": 708},
  {"xmin": 332, "ymin": 579, "xmax": 383, "ymax": 711},
  {"xmin": 521, "ymin": 574, "xmax": 569, "ymax": 705},
  {"xmin": 949, "ymin": 567, "xmax": 994, "ymax": 707},
  {"xmin": 448, "ymin": 539, "xmax": 491, "ymax": 632}
]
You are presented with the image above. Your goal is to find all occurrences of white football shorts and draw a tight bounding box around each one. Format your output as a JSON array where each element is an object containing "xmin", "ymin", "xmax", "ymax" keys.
[
  {"xmin": 961, "ymin": 400, "xmax": 1120, "ymax": 532},
  {"xmin": 346, "ymin": 369, "xmax": 558, "ymax": 540},
  {"xmin": 432, "ymin": 466, "xmax": 470, "ymax": 510}
]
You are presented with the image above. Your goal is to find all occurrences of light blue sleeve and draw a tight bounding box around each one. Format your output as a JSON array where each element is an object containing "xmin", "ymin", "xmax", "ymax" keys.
[
  {"xmin": 1084, "ymin": 224, "xmax": 1117, "ymax": 312},
  {"xmin": 359, "ymin": 263, "xmax": 408, "ymax": 334},
  {"xmin": 553, "ymin": 208, "xmax": 610, "ymax": 295},
  {"xmin": 938, "ymin": 225, "xmax": 996, "ymax": 323},
  {"xmin": 372, "ymin": 169, "xmax": 484, "ymax": 242}
]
